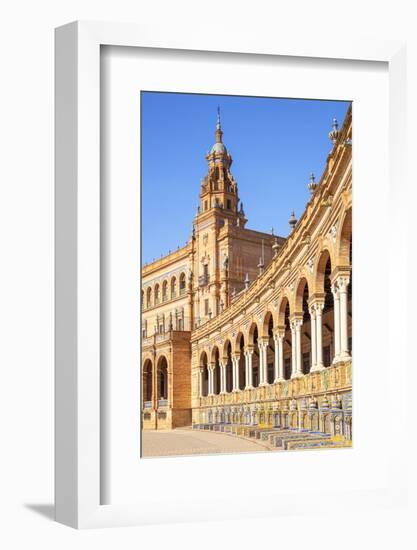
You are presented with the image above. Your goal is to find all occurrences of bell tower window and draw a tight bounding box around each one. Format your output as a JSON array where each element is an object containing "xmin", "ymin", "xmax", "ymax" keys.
[{"xmin": 226, "ymin": 199, "xmax": 231, "ymax": 210}]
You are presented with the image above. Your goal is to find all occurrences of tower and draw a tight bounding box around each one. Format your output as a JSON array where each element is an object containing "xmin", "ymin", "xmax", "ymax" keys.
[
  {"xmin": 191, "ymin": 109, "xmax": 278, "ymax": 326},
  {"xmin": 192, "ymin": 110, "xmax": 239, "ymax": 323}
]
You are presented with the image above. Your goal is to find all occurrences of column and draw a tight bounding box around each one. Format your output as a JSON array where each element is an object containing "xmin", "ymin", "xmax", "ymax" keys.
[
  {"xmin": 199, "ymin": 367, "xmax": 204, "ymax": 397},
  {"xmin": 273, "ymin": 335, "xmax": 280, "ymax": 382},
  {"xmin": 219, "ymin": 361, "xmax": 226, "ymax": 394},
  {"xmin": 245, "ymin": 349, "xmax": 254, "ymax": 389},
  {"xmin": 338, "ymin": 275, "xmax": 351, "ymax": 360},
  {"xmin": 309, "ymin": 306, "xmax": 317, "ymax": 371},
  {"xmin": 290, "ymin": 322, "xmax": 297, "ymax": 379},
  {"xmin": 332, "ymin": 283, "xmax": 341, "ymax": 363},
  {"xmin": 313, "ymin": 303, "xmax": 325, "ymax": 371},
  {"xmin": 232, "ymin": 355, "xmax": 240, "ymax": 391},
  {"xmin": 295, "ymin": 319, "xmax": 303, "ymax": 377},
  {"xmin": 259, "ymin": 340, "xmax": 268, "ymax": 386},
  {"xmin": 291, "ymin": 319, "xmax": 303, "ymax": 378},
  {"xmin": 277, "ymin": 331, "xmax": 285, "ymax": 380},
  {"xmin": 208, "ymin": 363, "xmax": 214, "ymax": 396}
]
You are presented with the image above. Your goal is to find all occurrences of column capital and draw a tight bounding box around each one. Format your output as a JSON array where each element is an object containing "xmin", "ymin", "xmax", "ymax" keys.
[
  {"xmin": 258, "ymin": 336, "xmax": 270, "ymax": 347},
  {"xmin": 330, "ymin": 266, "xmax": 351, "ymax": 284},
  {"xmin": 232, "ymin": 352, "xmax": 241, "ymax": 361},
  {"xmin": 244, "ymin": 345, "xmax": 254, "ymax": 355},
  {"xmin": 208, "ymin": 362, "xmax": 215, "ymax": 371},
  {"xmin": 199, "ymin": 366, "xmax": 205, "ymax": 374},
  {"xmin": 290, "ymin": 314, "xmax": 303, "ymax": 329}
]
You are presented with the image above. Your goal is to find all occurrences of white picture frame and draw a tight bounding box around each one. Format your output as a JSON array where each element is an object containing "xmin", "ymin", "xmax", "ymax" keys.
[{"xmin": 55, "ymin": 21, "xmax": 408, "ymax": 529}]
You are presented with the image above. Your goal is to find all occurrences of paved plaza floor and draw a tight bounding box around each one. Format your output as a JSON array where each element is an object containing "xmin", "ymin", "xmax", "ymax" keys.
[{"xmin": 141, "ymin": 428, "xmax": 271, "ymax": 457}]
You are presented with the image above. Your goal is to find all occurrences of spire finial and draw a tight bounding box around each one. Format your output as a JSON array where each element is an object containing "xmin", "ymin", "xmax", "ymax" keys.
[
  {"xmin": 215, "ymin": 106, "xmax": 223, "ymax": 143},
  {"xmin": 329, "ymin": 117, "xmax": 340, "ymax": 144}
]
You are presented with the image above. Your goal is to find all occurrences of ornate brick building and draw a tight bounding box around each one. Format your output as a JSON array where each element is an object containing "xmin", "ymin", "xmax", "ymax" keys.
[{"xmin": 142, "ymin": 107, "xmax": 352, "ymax": 449}]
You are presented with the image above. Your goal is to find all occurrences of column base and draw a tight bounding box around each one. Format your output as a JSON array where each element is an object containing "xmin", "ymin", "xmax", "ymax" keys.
[
  {"xmin": 338, "ymin": 351, "xmax": 351, "ymax": 362},
  {"xmin": 259, "ymin": 382, "xmax": 268, "ymax": 387},
  {"xmin": 274, "ymin": 377, "xmax": 285, "ymax": 384},
  {"xmin": 291, "ymin": 371, "xmax": 304, "ymax": 379},
  {"xmin": 332, "ymin": 355, "xmax": 341, "ymax": 365},
  {"xmin": 311, "ymin": 363, "xmax": 325, "ymax": 372},
  {"xmin": 245, "ymin": 385, "xmax": 254, "ymax": 390}
]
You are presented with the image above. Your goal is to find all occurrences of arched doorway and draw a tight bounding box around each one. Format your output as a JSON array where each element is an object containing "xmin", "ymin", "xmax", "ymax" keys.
[
  {"xmin": 248, "ymin": 323, "xmax": 260, "ymax": 387},
  {"xmin": 212, "ymin": 347, "xmax": 221, "ymax": 395},
  {"xmin": 278, "ymin": 298, "xmax": 292, "ymax": 380},
  {"xmin": 295, "ymin": 279, "xmax": 312, "ymax": 374},
  {"xmin": 142, "ymin": 359, "xmax": 153, "ymax": 406},
  {"xmin": 200, "ymin": 351, "xmax": 209, "ymax": 397},
  {"xmin": 157, "ymin": 356, "xmax": 168, "ymax": 405}
]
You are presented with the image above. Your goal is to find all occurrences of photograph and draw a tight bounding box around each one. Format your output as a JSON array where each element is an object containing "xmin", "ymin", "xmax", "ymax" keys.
[{"xmin": 140, "ymin": 91, "xmax": 352, "ymax": 458}]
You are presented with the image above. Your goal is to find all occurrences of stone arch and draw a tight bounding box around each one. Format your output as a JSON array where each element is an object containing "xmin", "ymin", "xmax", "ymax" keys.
[
  {"xmin": 313, "ymin": 248, "xmax": 333, "ymax": 295},
  {"xmin": 170, "ymin": 276, "xmax": 177, "ymax": 299},
  {"xmin": 146, "ymin": 286, "xmax": 152, "ymax": 308},
  {"xmin": 247, "ymin": 321, "xmax": 259, "ymax": 346},
  {"xmin": 154, "ymin": 282, "xmax": 160, "ymax": 305},
  {"xmin": 261, "ymin": 310, "xmax": 275, "ymax": 339},
  {"xmin": 222, "ymin": 339, "xmax": 233, "ymax": 393},
  {"xmin": 179, "ymin": 272, "xmax": 186, "ymax": 295},
  {"xmin": 233, "ymin": 331, "xmax": 245, "ymax": 354},
  {"xmin": 199, "ymin": 350, "xmax": 209, "ymax": 397},
  {"xmin": 277, "ymin": 295, "xmax": 292, "ymax": 380},
  {"xmin": 294, "ymin": 277, "xmax": 310, "ymax": 314},
  {"xmin": 277, "ymin": 294, "xmax": 291, "ymax": 327},
  {"xmin": 156, "ymin": 355, "xmax": 169, "ymax": 401},
  {"xmin": 162, "ymin": 279, "xmax": 168, "ymax": 302},
  {"xmin": 142, "ymin": 358, "xmax": 153, "ymax": 403},
  {"xmin": 210, "ymin": 346, "xmax": 221, "ymax": 395},
  {"xmin": 294, "ymin": 277, "xmax": 312, "ymax": 374},
  {"xmin": 336, "ymin": 207, "xmax": 352, "ymax": 266}
]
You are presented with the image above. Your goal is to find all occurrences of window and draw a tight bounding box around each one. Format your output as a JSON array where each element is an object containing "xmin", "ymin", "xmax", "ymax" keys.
[
  {"xmin": 171, "ymin": 277, "xmax": 177, "ymax": 299},
  {"xmin": 179, "ymin": 273, "xmax": 186, "ymax": 295},
  {"xmin": 204, "ymin": 299, "xmax": 209, "ymax": 316},
  {"xmin": 204, "ymin": 200, "xmax": 208, "ymax": 211},
  {"xmin": 226, "ymin": 199, "xmax": 231, "ymax": 210}
]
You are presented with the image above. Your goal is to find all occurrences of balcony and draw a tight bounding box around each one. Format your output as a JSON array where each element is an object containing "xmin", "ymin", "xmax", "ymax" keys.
[
  {"xmin": 198, "ymin": 274, "xmax": 210, "ymax": 287},
  {"xmin": 143, "ymin": 401, "xmax": 152, "ymax": 409},
  {"xmin": 157, "ymin": 399, "xmax": 168, "ymax": 408}
]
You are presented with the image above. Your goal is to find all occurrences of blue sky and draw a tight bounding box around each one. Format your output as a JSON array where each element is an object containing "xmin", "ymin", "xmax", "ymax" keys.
[{"xmin": 141, "ymin": 92, "xmax": 350, "ymax": 265}]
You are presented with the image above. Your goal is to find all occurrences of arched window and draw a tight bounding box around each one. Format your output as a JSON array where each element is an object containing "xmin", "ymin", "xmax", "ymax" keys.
[
  {"xmin": 162, "ymin": 280, "xmax": 168, "ymax": 302},
  {"xmin": 146, "ymin": 287, "xmax": 152, "ymax": 308},
  {"xmin": 171, "ymin": 277, "xmax": 177, "ymax": 299},
  {"xmin": 155, "ymin": 284, "xmax": 160, "ymax": 305},
  {"xmin": 179, "ymin": 273, "xmax": 186, "ymax": 295}
]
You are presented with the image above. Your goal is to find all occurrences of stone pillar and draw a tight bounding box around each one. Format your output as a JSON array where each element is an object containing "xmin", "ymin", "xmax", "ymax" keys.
[
  {"xmin": 199, "ymin": 367, "xmax": 204, "ymax": 397},
  {"xmin": 258, "ymin": 338, "xmax": 268, "ymax": 386},
  {"xmin": 273, "ymin": 335, "xmax": 280, "ymax": 382},
  {"xmin": 309, "ymin": 306, "xmax": 317, "ymax": 371},
  {"xmin": 311, "ymin": 302, "xmax": 325, "ymax": 371},
  {"xmin": 274, "ymin": 329, "xmax": 285, "ymax": 382},
  {"xmin": 291, "ymin": 317, "xmax": 303, "ymax": 378},
  {"xmin": 219, "ymin": 361, "xmax": 226, "ymax": 394},
  {"xmin": 245, "ymin": 348, "xmax": 254, "ymax": 389},
  {"xmin": 232, "ymin": 355, "xmax": 240, "ymax": 391},
  {"xmin": 337, "ymin": 275, "xmax": 351, "ymax": 360},
  {"xmin": 290, "ymin": 323, "xmax": 297, "ymax": 379},
  {"xmin": 332, "ymin": 283, "xmax": 341, "ymax": 363},
  {"xmin": 208, "ymin": 363, "xmax": 215, "ymax": 396}
]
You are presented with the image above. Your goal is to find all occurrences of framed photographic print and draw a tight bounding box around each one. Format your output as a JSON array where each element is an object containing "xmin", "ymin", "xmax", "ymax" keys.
[{"xmin": 55, "ymin": 21, "xmax": 408, "ymax": 528}]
